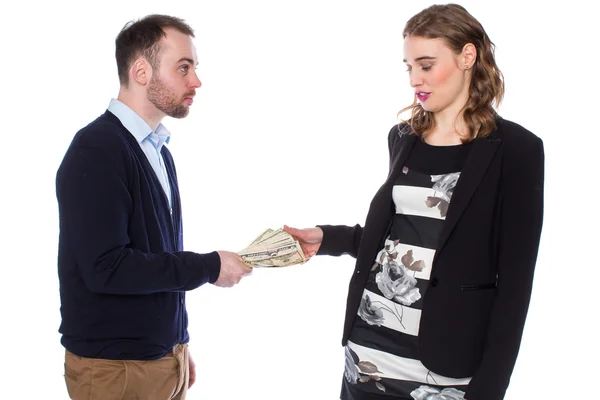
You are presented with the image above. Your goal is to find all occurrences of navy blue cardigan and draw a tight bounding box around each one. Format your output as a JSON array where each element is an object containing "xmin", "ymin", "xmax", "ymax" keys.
[{"xmin": 56, "ymin": 111, "xmax": 221, "ymax": 360}]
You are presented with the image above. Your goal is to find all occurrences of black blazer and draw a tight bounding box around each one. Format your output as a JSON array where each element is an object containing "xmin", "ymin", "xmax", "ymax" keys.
[{"xmin": 317, "ymin": 118, "xmax": 544, "ymax": 400}]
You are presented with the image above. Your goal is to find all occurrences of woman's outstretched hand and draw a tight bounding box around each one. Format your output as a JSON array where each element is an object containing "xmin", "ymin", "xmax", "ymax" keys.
[{"xmin": 284, "ymin": 225, "xmax": 323, "ymax": 261}]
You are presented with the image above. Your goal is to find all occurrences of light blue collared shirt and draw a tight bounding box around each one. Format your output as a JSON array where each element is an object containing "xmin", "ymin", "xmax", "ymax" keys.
[{"xmin": 108, "ymin": 98, "xmax": 172, "ymax": 210}]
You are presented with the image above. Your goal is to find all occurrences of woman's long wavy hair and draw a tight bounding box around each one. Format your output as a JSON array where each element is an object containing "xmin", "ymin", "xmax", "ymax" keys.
[{"xmin": 400, "ymin": 4, "xmax": 504, "ymax": 141}]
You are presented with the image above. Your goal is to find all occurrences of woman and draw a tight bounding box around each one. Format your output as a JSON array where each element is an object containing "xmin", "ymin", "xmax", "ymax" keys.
[{"xmin": 285, "ymin": 4, "xmax": 544, "ymax": 400}]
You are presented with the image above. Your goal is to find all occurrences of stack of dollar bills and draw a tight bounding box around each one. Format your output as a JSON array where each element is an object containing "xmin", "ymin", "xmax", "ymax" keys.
[{"xmin": 238, "ymin": 228, "xmax": 306, "ymax": 267}]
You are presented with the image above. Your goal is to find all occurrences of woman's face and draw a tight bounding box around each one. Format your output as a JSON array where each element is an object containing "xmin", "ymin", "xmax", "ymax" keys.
[{"xmin": 403, "ymin": 35, "xmax": 472, "ymax": 115}]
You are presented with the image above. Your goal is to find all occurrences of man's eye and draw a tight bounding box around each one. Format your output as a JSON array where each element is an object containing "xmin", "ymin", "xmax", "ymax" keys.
[{"xmin": 180, "ymin": 65, "xmax": 189, "ymax": 73}]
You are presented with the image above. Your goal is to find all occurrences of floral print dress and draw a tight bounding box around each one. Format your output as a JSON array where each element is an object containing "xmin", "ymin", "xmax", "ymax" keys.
[{"xmin": 342, "ymin": 140, "xmax": 473, "ymax": 400}]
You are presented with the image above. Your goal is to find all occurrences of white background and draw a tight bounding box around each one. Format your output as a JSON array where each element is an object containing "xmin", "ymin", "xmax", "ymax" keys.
[{"xmin": 1, "ymin": 0, "xmax": 598, "ymax": 398}]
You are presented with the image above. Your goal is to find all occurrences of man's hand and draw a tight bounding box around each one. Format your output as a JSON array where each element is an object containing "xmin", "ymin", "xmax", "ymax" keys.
[
  {"xmin": 213, "ymin": 251, "xmax": 253, "ymax": 287},
  {"xmin": 188, "ymin": 350, "xmax": 196, "ymax": 389}
]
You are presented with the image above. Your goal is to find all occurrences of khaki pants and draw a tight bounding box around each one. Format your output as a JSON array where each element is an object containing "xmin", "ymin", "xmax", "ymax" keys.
[{"xmin": 64, "ymin": 344, "xmax": 189, "ymax": 400}]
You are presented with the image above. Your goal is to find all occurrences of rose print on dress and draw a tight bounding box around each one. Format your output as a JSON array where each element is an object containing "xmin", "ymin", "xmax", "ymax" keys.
[
  {"xmin": 344, "ymin": 346, "xmax": 360, "ymax": 384},
  {"xmin": 425, "ymin": 196, "xmax": 449, "ymax": 218},
  {"xmin": 410, "ymin": 385, "xmax": 465, "ymax": 400},
  {"xmin": 358, "ymin": 295, "xmax": 386, "ymax": 326},
  {"xmin": 373, "ymin": 242, "xmax": 427, "ymax": 276},
  {"xmin": 358, "ymin": 293, "xmax": 408, "ymax": 329},
  {"xmin": 431, "ymin": 172, "xmax": 460, "ymax": 201},
  {"xmin": 426, "ymin": 172, "xmax": 461, "ymax": 218},
  {"xmin": 370, "ymin": 242, "xmax": 425, "ymax": 306},
  {"xmin": 344, "ymin": 346, "xmax": 387, "ymax": 393},
  {"xmin": 376, "ymin": 260, "xmax": 421, "ymax": 306},
  {"xmin": 401, "ymin": 249, "xmax": 425, "ymax": 272}
]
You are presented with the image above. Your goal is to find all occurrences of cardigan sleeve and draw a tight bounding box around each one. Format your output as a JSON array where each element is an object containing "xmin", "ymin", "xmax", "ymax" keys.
[
  {"xmin": 466, "ymin": 136, "xmax": 545, "ymax": 399},
  {"xmin": 56, "ymin": 146, "xmax": 221, "ymax": 295}
]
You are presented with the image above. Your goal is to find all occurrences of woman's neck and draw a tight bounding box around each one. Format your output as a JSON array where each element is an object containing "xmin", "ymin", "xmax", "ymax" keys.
[{"xmin": 426, "ymin": 112, "xmax": 468, "ymax": 146}]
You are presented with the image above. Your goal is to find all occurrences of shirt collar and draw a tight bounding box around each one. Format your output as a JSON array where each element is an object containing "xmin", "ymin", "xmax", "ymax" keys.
[{"xmin": 107, "ymin": 98, "xmax": 171, "ymax": 149}]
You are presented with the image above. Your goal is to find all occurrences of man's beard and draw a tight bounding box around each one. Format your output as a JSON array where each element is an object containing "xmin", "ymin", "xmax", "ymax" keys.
[{"xmin": 147, "ymin": 75, "xmax": 190, "ymax": 119}]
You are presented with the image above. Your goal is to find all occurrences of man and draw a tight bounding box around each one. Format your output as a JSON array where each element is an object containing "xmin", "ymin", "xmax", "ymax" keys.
[{"xmin": 56, "ymin": 14, "xmax": 252, "ymax": 399}]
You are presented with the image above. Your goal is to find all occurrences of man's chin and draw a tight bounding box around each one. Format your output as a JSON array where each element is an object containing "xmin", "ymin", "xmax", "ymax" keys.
[{"xmin": 167, "ymin": 107, "xmax": 190, "ymax": 119}]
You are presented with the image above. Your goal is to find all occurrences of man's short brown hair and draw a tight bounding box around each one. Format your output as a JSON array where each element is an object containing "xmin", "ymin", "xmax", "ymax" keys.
[{"xmin": 115, "ymin": 14, "xmax": 194, "ymax": 86}]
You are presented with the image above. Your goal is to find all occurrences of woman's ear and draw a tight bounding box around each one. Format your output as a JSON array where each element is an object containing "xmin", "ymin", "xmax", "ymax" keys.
[{"xmin": 461, "ymin": 43, "xmax": 477, "ymax": 70}]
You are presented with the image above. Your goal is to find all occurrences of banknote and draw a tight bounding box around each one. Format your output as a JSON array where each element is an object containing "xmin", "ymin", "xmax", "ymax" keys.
[
  {"xmin": 239, "ymin": 243, "xmax": 300, "ymax": 261},
  {"xmin": 240, "ymin": 228, "xmax": 292, "ymax": 252},
  {"xmin": 238, "ymin": 227, "xmax": 306, "ymax": 268},
  {"xmin": 247, "ymin": 228, "xmax": 274, "ymax": 247},
  {"xmin": 248, "ymin": 250, "xmax": 305, "ymax": 268}
]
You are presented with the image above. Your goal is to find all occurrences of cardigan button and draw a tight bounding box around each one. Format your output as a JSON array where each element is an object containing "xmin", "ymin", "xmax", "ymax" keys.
[{"xmin": 430, "ymin": 278, "xmax": 438, "ymax": 287}]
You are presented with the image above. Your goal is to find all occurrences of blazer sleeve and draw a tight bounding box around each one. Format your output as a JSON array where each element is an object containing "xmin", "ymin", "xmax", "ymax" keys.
[
  {"xmin": 56, "ymin": 146, "xmax": 221, "ymax": 295},
  {"xmin": 466, "ymin": 137, "xmax": 545, "ymax": 399},
  {"xmin": 316, "ymin": 224, "xmax": 363, "ymax": 258},
  {"xmin": 316, "ymin": 124, "xmax": 400, "ymax": 259}
]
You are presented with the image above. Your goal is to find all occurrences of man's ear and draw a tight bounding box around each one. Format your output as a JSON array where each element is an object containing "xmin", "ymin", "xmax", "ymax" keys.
[{"xmin": 130, "ymin": 58, "xmax": 151, "ymax": 85}]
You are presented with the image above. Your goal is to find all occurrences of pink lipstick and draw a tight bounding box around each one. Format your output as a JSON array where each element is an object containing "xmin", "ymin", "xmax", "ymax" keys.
[{"xmin": 416, "ymin": 92, "xmax": 431, "ymax": 102}]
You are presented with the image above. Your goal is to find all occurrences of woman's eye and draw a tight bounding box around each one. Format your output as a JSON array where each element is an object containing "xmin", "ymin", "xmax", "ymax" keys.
[{"xmin": 422, "ymin": 65, "xmax": 432, "ymax": 71}]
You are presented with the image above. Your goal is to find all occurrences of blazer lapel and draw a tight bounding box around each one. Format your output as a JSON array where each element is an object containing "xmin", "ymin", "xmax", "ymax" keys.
[{"xmin": 434, "ymin": 137, "xmax": 502, "ymax": 260}]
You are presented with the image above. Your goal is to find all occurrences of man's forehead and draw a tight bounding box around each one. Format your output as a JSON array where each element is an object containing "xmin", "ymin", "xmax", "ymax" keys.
[{"xmin": 160, "ymin": 30, "xmax": 198, "ymax": 64}]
